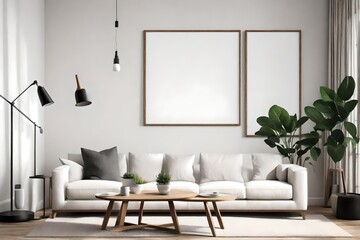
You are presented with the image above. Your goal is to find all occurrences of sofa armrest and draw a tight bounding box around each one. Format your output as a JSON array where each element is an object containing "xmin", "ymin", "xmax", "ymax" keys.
[
  {"xmin": 287, "ymin": 165, "xmax": 308, "ymax": 210},
  {"xmin": 52, "ymin": 165, "xmax": 70, "ymax": 210}
]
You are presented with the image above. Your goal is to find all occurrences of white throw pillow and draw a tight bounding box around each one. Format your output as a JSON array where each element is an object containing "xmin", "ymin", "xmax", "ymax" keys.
[
  {"xmin": 129, "ymin": 153, "xmax": 164, "ymax": 182},
  {"xmin": 200, "ymin": 153, "xmax": 244, "ymax": 183},
  {"xmin": 59, "ymin": 158, "xmax": 84, "ymax": 182},
  {"xmin": 252, "ymin": 153, "xmax": 282, "ymax": 180},
  {"xmin": 163, "ymin": 154, "xmax": 195, "ymax": 182}
]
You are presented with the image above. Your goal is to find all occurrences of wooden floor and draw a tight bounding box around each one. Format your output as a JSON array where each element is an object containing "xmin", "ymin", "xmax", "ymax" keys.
[{"xmin": 0, "ymin": 207, "xmax": 360, "ymax": 240}]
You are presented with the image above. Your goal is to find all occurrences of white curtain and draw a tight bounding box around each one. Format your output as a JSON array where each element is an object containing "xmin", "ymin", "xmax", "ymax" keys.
[{"xmin": 326, "ymin": 0, "xmax": 360, "ymax": 203}]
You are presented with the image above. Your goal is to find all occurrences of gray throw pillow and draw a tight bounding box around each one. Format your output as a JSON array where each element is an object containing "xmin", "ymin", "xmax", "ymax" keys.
[{"xmin": 81, "ymin": 146, "xmax": 121, "ymax": 181}]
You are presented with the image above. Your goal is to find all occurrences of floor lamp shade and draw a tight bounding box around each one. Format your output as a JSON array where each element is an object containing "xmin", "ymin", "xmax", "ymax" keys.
[
  {"xmin": 37, "ymin": 86, "xmax": 54, "ymax": 106},
  {"xmin": 75, "ymin": 75, "xmax": 92, "ymax": 106}
]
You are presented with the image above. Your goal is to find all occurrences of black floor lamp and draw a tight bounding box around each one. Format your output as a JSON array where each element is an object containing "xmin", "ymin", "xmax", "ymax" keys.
[{"xmin": 0, "ymin": 80, "xmax": 53, "ymax": 222}]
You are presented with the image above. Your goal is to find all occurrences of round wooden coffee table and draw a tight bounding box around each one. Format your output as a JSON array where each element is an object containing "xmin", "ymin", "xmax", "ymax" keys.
[{"xmin": 96, "ymin": 190, "xmax": 197, "ymax": 233}]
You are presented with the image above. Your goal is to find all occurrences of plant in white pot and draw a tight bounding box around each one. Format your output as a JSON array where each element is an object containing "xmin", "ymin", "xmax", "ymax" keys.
[
  {"xmin": 156, "ymin": 172, "xmax": 171, "ymax": 195},
  {"xmin": 130, "ymin": 173, "xmax": 146, "ymax": 194},
  {"xmin": 122, "ymin": 172, "xmax": 135, "ymax": 187}
]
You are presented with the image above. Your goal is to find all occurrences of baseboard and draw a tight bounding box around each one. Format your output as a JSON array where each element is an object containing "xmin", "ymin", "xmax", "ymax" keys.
[{"xmin": 309, "ymin": 197, "xmax": 324, "ymax": 206}]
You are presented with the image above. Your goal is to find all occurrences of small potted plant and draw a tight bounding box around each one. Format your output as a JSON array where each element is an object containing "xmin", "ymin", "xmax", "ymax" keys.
[
  {"xmin": 130, "ymin": 173, "xmax": 146, "ymax": 194},
  {"xmin": 156, "ymin": 172, "xmax": 171, "ymax": 195},
  {"xmin": 122, "ymin": 172, "xmax": 135, "ymax": 187}
]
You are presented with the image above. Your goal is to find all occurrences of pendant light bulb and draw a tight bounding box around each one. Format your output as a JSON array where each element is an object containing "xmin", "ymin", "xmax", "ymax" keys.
[{"xmin": 113, "ymin": 50, "xmax": 121, "ymax": 72}]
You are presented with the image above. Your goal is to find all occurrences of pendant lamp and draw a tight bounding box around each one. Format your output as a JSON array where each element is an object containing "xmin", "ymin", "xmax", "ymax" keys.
[
  {"xmin": 75, "ymin": 75, "xmax": 92, "ymax": 106},
  {"xmin": 113, "ymin": 0, "xmax": 120, "ymax": 72}
]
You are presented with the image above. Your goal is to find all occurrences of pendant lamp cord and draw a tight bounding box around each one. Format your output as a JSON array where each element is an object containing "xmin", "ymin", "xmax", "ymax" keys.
[{"xmin": 115, "ymin": 0, "xmax": 118, "ymax": 51}]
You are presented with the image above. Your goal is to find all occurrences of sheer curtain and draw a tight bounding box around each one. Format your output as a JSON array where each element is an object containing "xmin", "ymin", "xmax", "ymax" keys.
[{"xmin": 326, "ymin": 0, "xmax": 360, "ymax": 203}]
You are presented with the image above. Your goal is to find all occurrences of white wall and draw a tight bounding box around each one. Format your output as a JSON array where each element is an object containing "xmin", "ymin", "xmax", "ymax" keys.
[
  {"xmin": 0, "ymin": 0, "xmax": 45, "ymax": 211},
  {"xmin": 45, "ymin": 0, "xmax": 329, "ymax": 205}
]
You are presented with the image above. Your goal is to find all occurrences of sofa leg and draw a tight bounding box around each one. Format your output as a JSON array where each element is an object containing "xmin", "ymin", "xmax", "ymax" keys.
[
  {"xmin": 300, "ymin": 211, "xmax": 306, "ymax": 220},
  {"xmin": 51, "ymin": 211, "xmax": 57, "ymax": 219}
]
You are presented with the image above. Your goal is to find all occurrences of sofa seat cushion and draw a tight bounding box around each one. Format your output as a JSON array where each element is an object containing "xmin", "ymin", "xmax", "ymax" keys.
[
  {"xmin": 140, "ymin": 181, "xmax": 199, "ymax": 193},
  {"xmin": 199, "ymin": 181, "xmax": 245, "ymax": 199},
  {"xmin": 245, "ymin": 180, "xmax": 292, "ymax": 200},
  {"xmin": 67, "ymin": 180, "xmax": 121, "ymax": 200}
]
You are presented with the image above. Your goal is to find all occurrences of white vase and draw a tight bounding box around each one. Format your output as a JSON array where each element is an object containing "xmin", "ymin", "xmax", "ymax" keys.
[
  {"xmin": 130, "ymin": 184, "xmax": 142, "ymax": 194},
  {"xmin": 15, "ymin": 188, "xmax": 25, "ymax": 209},
  {"xmin": 122, "ymin": 178, "xmax": 134, "ymax": 187},
  {"xmin": 157, "ymin": 184, "xmax": 171, "ymax": 195}
]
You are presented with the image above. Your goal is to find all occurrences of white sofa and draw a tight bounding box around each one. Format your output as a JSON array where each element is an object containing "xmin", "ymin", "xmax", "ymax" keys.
[{"xmin": 52, "ymin": 153, "xmax": 308, "ymax": 219}]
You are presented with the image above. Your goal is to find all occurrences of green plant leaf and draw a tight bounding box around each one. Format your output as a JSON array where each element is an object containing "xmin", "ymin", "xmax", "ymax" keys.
[
  {"xmin": 302, "ymin": 131, "xmax": 320, "ymax": 139},
  {"xmin": 305, "ymin": 106, "xmax": 325, "ymax": 123},
  {"xmin": 313, "ymin": 99, "xmax": 335, "ymax": 117},
  {"xmin": 256, "ymin": 116, "xmax": 273, "ymax": 128},
  {"xmin": 338, "ymin": 105, "xmax": 350, "ymax": 121},
  {"xmin": 279, "ymin": 107, "xmax": 290, "ymax": 128},
  {"xmin": 264, "ymin": 139, "xmax": 276, "ymax": 148},
  {"xmin": 255, "ymin": 126, "xmax": 275, "ymax": 137},
  {"xmin": 337, "ymin": 76, "xmax": 355, "ymax": 101},
  {"xmin": 344, "ymin": 121, "xmax": 358, "ymax": 142},
  {"xmin": 296, "ymin": 138, "xmax": 318, "ymax": 147},
  {"xmin": 276, "ymin": 146, "xmax": 289, "ymax": 157},
  {"xmin": 331, "ymin": 129, "xmax": 345, "ymax": 143},
  {"xmin": 310, "ymin": 147, "xmax": 321, "ymax": 160},
  {"xmin": 344, "ymin": 100, "xmax": 358, "ymax": 114},
  {"xmin": 268, "ymin": 135, "xmax": 280, "ymax": 143},
  {"xmin": 327, "ymin": 144, "xmax": 346, "ymax": 162},
  {"xmin": 320, "ymin": 86, "xmax": 336, "ymax": 102},
  {"xmin": 268, "ymin": 105, "xmax": 283, "ymax": 130},
  {"xmin": 296, "ymin": 116, "xmax": 309, "ymax": 128},
  {"xmin": 325, "ymin": 135, "xmax": 337, "ymax": 147}
]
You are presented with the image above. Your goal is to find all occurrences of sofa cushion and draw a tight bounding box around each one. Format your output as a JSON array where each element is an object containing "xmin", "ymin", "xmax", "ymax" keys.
[
  {"xmin": 81, "ymin": 146, "xmax": 122, "ymax": 181},
  {"xmin": 245, "ymin": 180, "xmax": 292, "ymax": 200},
  {"xmin": 252, "ymin": 153, "xmax": 282, "ymax": 180},
  {"xmin": 163, "ymin": 154, "xmax": 195, "ymax": 182},
  {"xmin": 200, "ymin": 153, "xmax": 244, "ymax": 183},
  {"xmin": 129, "ymin": 153, "xmax": 163, "ymax": 182},
  {"xmin": 67, "ymin": 180, "xmax": 122, "ymax": 200},
  {"xmin": 59, "ymin": 158, "xmax": 83, "ymax": 182},
  {"xmin": 199, "ymin": 181, "xmax": 246, "ymax": 199}
]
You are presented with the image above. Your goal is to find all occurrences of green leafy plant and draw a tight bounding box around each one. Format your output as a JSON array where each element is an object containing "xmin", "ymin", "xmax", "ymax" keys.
[
  {"xmin": 122, "ymin": 172, "xmax": 135, "ymax": 179},
  {"xmin": 132, "ymin": 173, "xmax": 147, "ymax": 184},
  {"xmin": 156, "ymin": 172, "xmax": 171, "ymax": 185},
  {"xmin": 255, "ymin": 105, "xmax": 321, "ymax": 166},
  {"xmin": 305, "ymin": 76, "xmax": 359, "ymax": 162}
]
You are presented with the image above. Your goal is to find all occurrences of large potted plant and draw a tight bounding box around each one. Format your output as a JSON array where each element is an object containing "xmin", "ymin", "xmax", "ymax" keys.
[
  {"xmin": 305, "ymin": 76, "xmax": 360, "ymax": 219},
  {"xmin": 255, "ymin": 105, "xmax": 321, "ymax": 166}
]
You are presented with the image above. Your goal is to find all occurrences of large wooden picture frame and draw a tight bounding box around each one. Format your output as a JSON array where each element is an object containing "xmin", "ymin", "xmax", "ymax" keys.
[
  {"xmin": 144, "ymin": 30, "xmax": 241, "ymax": 126},
  {"xmin": 245, "ymin": 30, "xmax": 302, "ymax": 136}
]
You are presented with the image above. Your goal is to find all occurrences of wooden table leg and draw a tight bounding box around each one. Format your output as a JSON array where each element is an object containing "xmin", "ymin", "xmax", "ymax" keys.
[
  {"xmin": 204, "ymin": 201, "xmax": 216, "ymax": 237},
  {"xmin": 138, "ymin": 201, "xmax": 144, "ymax": 224},
  {"xmin": 212, "ymin": 201, "xmax": 224, "ymax": 229},
  {"xmin": 115, "ymin": 201, "xmax": 128, "ymax": 227},
  {"xmin": 168, "ymin": 201, "xmax": 180, "ymax": 233},
  {"xmin": 101, "ymin": 200, "xmax": 114, "ymax": 230}
]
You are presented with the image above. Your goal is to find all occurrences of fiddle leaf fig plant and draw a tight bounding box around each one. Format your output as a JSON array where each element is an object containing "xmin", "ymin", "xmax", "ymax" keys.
[
  {"xmin": 255, "ymin": 105, "xmax": 321, "ymax": 166},
  {"xmin": 305, "ymin": 76, "xmax": 359, "ymax": 163}
]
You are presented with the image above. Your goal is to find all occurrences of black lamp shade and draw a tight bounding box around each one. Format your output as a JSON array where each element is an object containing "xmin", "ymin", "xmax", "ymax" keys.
[
  {"xmin": 75, "ymin": 89, "xmax": 91, "ymax": 106},
  {"xmin": 37, "ymin": 86, "xmax": 54, "ymax": 106}
]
